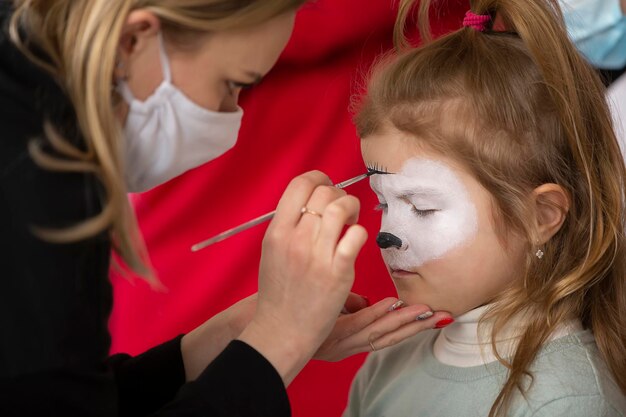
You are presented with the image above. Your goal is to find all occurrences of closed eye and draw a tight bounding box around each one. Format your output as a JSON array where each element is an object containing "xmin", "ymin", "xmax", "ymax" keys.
[{"xmin": 412, "ymin": 207, "xmax": 439, "ymax": 217}]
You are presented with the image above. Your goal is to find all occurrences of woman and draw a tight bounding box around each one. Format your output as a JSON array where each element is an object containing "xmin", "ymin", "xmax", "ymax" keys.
[{"xmin": 0, "ymin": 1, "xmax": 449, "ymax": 416}]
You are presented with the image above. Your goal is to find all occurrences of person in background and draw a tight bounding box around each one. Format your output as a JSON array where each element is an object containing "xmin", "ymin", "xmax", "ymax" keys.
[
  {"xmin": 559, "ymin": 0, "xmax": 626, "ymax": 170},
  {"xmin": 560, "ymin": 0, "xmax": 626, "ymax": 85}
]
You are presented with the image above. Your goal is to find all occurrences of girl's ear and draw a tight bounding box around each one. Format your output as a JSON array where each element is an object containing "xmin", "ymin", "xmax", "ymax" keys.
[{"xmin": 532, "ymin": 184, "xmax": 570, "ymax": 244}]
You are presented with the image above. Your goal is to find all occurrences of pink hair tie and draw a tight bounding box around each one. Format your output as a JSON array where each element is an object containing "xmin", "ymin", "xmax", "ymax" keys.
[{"xmin": 463, "ymin": 10, "xmax": 491, "ymax": 32}]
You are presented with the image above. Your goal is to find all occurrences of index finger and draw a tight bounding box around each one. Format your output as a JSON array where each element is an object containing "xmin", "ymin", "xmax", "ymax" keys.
[
  {"xmin": 269, "ymin": 171, "xmax": 332, "ymax": 230},
  {"xmin": 332, "ymin": 298, "xmax": 410, "ymax": 338}
]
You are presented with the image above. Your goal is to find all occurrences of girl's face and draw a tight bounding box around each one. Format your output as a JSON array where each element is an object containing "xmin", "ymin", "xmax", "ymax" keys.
[{"xmin": 361, "ymin": 127, "xmax": 526, "ymax": 316}]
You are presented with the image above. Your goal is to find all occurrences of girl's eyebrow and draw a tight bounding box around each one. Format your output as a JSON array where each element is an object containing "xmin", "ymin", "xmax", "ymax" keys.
[{"xmin": 395, "ymin": 188, "xmax": 444, "ymax": 198}]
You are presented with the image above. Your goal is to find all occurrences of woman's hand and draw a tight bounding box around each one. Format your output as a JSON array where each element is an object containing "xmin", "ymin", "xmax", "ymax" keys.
[
  {"xmin": 315, "ymin": 297, "xmax": 452, "ymax": 361},
  {"xmin": 182, "ymin": 291, "xmax": 452, "ymax": 380},
  {"xmin": 238, "ymin": 170, "xmax": 368, "ymax": 386}
]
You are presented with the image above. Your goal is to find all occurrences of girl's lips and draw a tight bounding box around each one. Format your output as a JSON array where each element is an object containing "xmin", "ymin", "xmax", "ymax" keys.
[{"xmin": 390, "ymin": 268, "xmax": 418, "ymax": 278}]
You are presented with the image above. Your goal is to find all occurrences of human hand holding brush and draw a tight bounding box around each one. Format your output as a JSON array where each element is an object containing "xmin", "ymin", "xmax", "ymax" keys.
[{"xmin": 237, "ymin": 170, "xmax": 367, "ymax": 385}]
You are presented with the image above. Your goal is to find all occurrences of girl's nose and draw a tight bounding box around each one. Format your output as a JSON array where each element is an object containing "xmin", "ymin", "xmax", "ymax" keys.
[{"xmin": 376, "ymin": 232, "xmax": 403, "ymax": 249}]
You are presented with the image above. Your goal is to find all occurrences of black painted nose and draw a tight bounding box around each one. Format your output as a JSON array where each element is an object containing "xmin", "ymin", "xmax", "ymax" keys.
[{"xmin": 376, "ymin": 232, "xmax": 403, "ymax": 249}]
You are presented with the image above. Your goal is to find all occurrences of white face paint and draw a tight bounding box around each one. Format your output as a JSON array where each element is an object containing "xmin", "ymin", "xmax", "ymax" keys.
[{"xmin": 371, "ymin": 158, "xmax": 478, "ymax": 271}]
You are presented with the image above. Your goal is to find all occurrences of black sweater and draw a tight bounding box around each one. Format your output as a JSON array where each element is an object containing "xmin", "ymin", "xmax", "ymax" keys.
[{"xmin": 0, "ymin": 5, "xmax": 290, "ymax": 416}]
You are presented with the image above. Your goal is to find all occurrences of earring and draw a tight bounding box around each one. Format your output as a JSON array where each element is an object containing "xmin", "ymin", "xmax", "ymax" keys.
[{"xmin": 534, "ymin": 239, "xmax": 544, "ymax": 259}]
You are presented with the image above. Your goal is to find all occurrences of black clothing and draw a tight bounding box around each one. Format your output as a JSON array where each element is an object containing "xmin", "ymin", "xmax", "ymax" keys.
[
  {"xmin": 0, "ymin": 5, "xmax": 289, "ymax": 416},
  {"xmin": 598, "ymin": 67, "xmax": 626, "ymax": 87}
]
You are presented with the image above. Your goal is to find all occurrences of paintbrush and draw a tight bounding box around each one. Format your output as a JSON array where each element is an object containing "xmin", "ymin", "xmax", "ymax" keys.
[{"xmin": 191, "ymin": 171, "xmax": 377, "ymax": 252}]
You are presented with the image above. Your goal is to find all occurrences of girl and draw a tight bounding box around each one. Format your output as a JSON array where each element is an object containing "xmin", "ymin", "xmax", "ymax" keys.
[{"xmin": 345, "ymin": 0, "xmax": 626, "ymax": 415}]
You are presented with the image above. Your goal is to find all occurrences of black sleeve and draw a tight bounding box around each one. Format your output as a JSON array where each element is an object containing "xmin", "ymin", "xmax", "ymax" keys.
[
  {"xmin": 108, "ymin": 337, "xmax": 291, "ymax": 417},
  {"xmin": 154, "ymin": 340, "xmax": 291, "ymax": 417},
  {"xmin": 107, "ymin": 336, "xmax": 187, "ymax": 417},
  {"xmin": 1, "ymin": 336, "xmax": 291, "ymax": 417},
  {"xmin": 108, "ymin": 338, "xmax": 291, "ymax": 417}
]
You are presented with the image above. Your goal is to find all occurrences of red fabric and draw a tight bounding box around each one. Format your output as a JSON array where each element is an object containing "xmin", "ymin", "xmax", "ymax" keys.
[{"xmin": 109, "ymin": 1, "xmax": 466, "ymax": 416}]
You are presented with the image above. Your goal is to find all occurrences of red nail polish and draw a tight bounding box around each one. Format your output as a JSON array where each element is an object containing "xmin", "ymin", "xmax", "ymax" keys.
[
  {"xmin": 434, "ymin": 317, "xmax": 454, "ymax": 329},
  {"xmin": 362, "ymin": 296, "xmax": 371, "ymax": 307}
]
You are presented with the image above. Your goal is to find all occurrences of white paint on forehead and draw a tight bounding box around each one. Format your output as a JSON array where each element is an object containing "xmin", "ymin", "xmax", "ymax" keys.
[{"xmin": 370, "ymin": 158, "xmax": 478, "ymax": 270}]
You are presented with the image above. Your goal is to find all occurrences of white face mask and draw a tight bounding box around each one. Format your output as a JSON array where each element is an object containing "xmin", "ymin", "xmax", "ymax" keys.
[
  {"xmin": 118, "ymin": 34, "xmax": 244, "ymax": 193},
  {"xmin": 370, "ymin": 158, "xmax": 478, "ymax": 271},
  {"xmin": 560, "ymin": 0, "xmax": 626, "ymax": 70}
]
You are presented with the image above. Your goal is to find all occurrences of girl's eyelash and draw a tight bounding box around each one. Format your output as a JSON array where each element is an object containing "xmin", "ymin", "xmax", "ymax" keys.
[
  {"xmin": 375, "ymin": 203, "xmax": 438, "ymax": 216},
  {"xmin": 412, "ymin": 207, "xmax": 439, "ymax": 217},
  {"xmin": 366, "ymin": 163, "xmax": 390, "ymax": 175}
]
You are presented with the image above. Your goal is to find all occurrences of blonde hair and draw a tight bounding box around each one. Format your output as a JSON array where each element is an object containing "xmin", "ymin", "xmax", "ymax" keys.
[
  {"xmin": 9, "ymin": 0, "xmax": 307, "ymax": 280},
  {"xmin": 355, "ymin": 0, "xmax": 626, "ymax": 415}
]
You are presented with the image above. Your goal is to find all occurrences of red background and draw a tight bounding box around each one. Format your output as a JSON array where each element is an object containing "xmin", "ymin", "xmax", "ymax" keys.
[{"xmin": 109, "ymin": 1, "xmax": 466, "ymax": 415}]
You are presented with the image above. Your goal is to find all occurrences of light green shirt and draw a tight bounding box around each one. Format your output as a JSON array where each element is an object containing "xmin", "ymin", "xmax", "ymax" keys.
[{"xmin": 343, "ymin": 330, "xmax": 626, "ymax": 417}]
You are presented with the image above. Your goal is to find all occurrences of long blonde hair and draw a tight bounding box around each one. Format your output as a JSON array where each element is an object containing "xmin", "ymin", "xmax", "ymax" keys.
[
  {"xmin": 9, "ymin": 0, "xmax": 308, "ymax": 279},
  {"xmin": 355, "ymin": 0, "xmax": 626, "ymax": 415}
]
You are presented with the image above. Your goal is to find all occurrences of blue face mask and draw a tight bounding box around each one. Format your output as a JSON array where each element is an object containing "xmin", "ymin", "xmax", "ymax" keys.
[{"xmin": 561, "ymin": 0, "xmax": 626, "ymax": 70}]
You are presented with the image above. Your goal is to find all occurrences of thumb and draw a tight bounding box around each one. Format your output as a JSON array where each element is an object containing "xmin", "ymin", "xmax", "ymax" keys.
[{"xmin": 343, "ymin": 292, "xmax": 371, "ymax": 314}]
